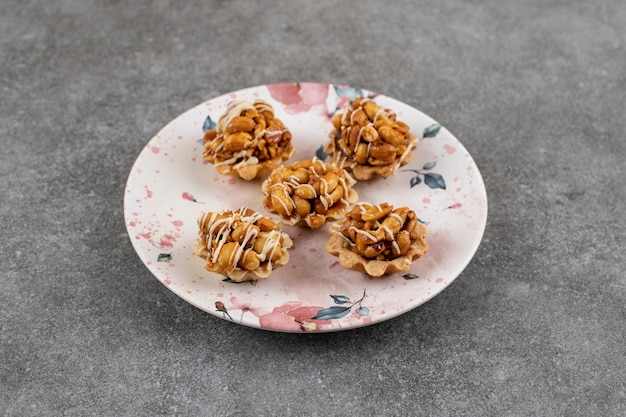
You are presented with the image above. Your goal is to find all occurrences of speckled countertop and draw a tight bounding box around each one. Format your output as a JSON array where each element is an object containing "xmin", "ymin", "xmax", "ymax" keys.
[{"xmin": 1, "ymin": 1, "xmax": 624, "ymax": 416}]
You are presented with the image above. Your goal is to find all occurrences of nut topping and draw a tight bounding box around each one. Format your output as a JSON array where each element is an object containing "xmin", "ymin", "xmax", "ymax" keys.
[
  {"xmin": 194, "ymin": 207, "xmax": 292, "ymax": 282},
  {"xmin": 324, "ymin": 97, "xmax": 418, "ymax": 180},
  {"xmin": 325, "ymin": 202, "xmax": 428, "ymax": 277},
  {"xmin": 261, "ymin": 159, "xmax": 358, "ymax": 228},
  {"xmin": 203, "ymin": 100, "xmax": 294, "ymax": 180}
]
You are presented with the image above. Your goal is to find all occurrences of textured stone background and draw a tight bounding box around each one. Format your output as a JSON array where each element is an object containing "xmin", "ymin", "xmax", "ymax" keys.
[{"xmin": 1, "ymin": 1, "xmax": 624, "ymax": 416}]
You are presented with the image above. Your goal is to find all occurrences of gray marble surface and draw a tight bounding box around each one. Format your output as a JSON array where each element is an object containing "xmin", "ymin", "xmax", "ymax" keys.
[{"xmin": 1, "ymin": 1, "xmax": 624, "ymax": 416}]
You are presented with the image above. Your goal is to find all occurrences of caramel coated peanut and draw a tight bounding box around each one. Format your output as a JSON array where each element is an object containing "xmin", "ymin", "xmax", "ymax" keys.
[
  {"xmin": 256, "ymin": 217, "xmax": 277, "ymax": 232},
  {"xmin": 331, "ymin": 113, "xmax": 342, "ymax": 130},
  {"xmin": 369, "ymin": 142, "xmax": 396, "ymax": 163},
  {"xmin": 329, "ymin": 182, "xmax": 344, "ymax": 202},
  {"xmin": 253, "ymin": 117, "xmax": 267, "ymax": 137},
  {"xmin": 395, "ymin": 144, "xmax": 407, "ymax": 156},
  {"xmin": 313, "ymin": 198, "xmax": 328, "ymax": 215},
  {"xmin": 362, "ymin": 204, "xmax": 393, "ymax": 222},
  {"xmin": 311, "ymin": 160, "xmax": 327, "ymax": 175},
  {"xmin": 242, "ymin": 109, "xmax": 259, "ymax": 118},
  {"xmin": 355, "ymin": 143, "xmax": 369, "ymax": 164},
  {"xmin": 362, "ymin": 100, "xmax": 381, "ymax": 120},
  {"xmin": 239, "ymin": 249, "xmax": 261, "ymax": 271},
  {"xmin": 360, "ymin": 125, "xmax": 379, "ymax": 143},
  {"xmin": 292, "ymin": 159, "xmax": 313, "ymax": 170},
  {"xmin": 268, "ymin": 242, "xmax": 284, "ymax": 262},
  {"xmin": 252, "ymin": 237, "xmax": 267, "ymax": 253},
  {"xmin": 352, "ymin": 97, "xmax": 368, "ymax": 108},
  {"xmin": 374, "ymin": 118, "xmax": 393, "ymax": 130},
  {"xmin": 270, "ymin": 186, "xmax": 294, "ymax": 216},
  {"xmin": 293, "ymin": 195, "xmax": 312, "ymax": 218},
  {"xmin": 280, "ymin": 168, "xmax": 295, "ymax": 180},
  {"xmin": 321, "ymin": 172, "xmax": 339, "ymax": 195},
  {"xmin": 395, "ymin": 121, "xmax": 410, "ymax": 134},
  {"xmin": 224, "ymin": 116, "xmax": 256, "ymax": 135},
  {"xmin": 215, "ymin": 241, "xmax": 239, "ymax": 272},
  {"xmin": 290, "ymin": 168, "xmax": 310, "ymax": 184},
  {"xmin": 380, "ymin": 208, "xmax": 408, "ymax": 236},
  {"xmin": 308, "ymin": 213, "xmax": 326, "ymax": 228},
  {"xmin": 318, "ymin": 194, "xmax": 334, "ymax": 210},
  {"xmin": 257, "ymin": 109, "xmax": 273, "ymax": 122},
  {"xmin": 404, "ymin": 213, "xmax": 419, "ymax": 239},
  {"xmin": 309, "ymin": 172, "xmax": 321, "ymax": 195},
  {"xmin": 206, "ymin": 136, "xmax": 223, "ymax": 151},
  {"xmin": 254, "ymin": 138, "xmax": 267, "ymax": 150},
  {"xmin": 367, "ymin": 157, "xmax": 395, "ymax": 168},
  {"xmin": 268, "ymin": 171, "xmax": 283, "ymax": 184},
  {"xmin": 203, "ymin": 129, "xmax": 218, "ymax": 143},
  {"xmin": 355, "ymin": 232, "xmax": 378, "ymax": 257},
  {"xmin": 347, "ymin": 125, "xmax": 360, "ymax": 150},
  {"xmin": 394, "ymin": 230, "xmax": 411, "ymax": 256},
  {"xmin": 294, "ymin": 184, "xmax": 316, "ymax": 199},
  {"xmin": 231, "ymin": 223, "xmax": 259, "ymax": 243},
  {"xmin": 350, "ymin": 108, "xmax": 368, "ymax": 126},
  {"xmin": 394, "ymin": 207, "xmax": 410, "ymax": 219},
  {"xmin": 378, "ymin": 125, "xmax": 405, "ymax": 146},
  {"xmin": 363, "ymin": 240, "xmax": 386, "ymax": 258},
  {"xmin": 223, "ymin": 131, "xmax": 252, "ymax": 152},
  {"xmin": 266, "ymin": 117, "xmax": 283, "ymax": 132},
  {"xmin": 258, "ymin": 147, "xmax": 269, "ymax": 160},
  {"xmin": 346, "ymin": 205, "xmax": 365, "ymax": 222}
]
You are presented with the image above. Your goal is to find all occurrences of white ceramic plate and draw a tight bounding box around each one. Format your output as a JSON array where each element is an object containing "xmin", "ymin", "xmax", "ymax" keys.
[{"xmin": 124, "ymin": 83, "xmax": 487, "ymax": 332}]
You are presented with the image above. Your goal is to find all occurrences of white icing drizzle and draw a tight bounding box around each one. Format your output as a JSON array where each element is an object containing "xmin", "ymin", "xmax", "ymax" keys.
[
  {"xmin": 274, "ymin": 194, "xmax": 293, "ymax": 215},
  {"xmin": 231, "ymin": 223, "xmax": 259, "ymax": 267},
  {"xmin": 394, "ymin": 139, "xmax": 415, "ymax": 173},
  {"xmin": 253, "ymin": 100, "xmax": 273, "ymax": 114},
  {"xmin": 392, "ymin": 240, "xmax": 400, "ymax": 254},
  {"xmin": 389, "ymin": 212, "xmax": 404, "ymax": 224},
  {"xmin": 216, "ymin": 101, "xmax": 256, "ymax": 134},
  {"xmin": 338, "ymin": 176, "xmax": 347, "ymax": 195},
  {"xmin": 335, "ymin": 153, "xmax": 348, "ymax": 169},
  {"xmin": 298, "ymin": 183, "xmax": 317, "ymax": 198},
  {"xmin": 357, "ymin": 202, "xmax": 373, "ymax": 213},
  {"xmin": 320, "ymin": 195, "xmax": 330, "ymax": 210},
  {"xmin": 349, "ymin": 226, "xmax": 377, "ymax": 242},
  {"xmin": 341, "ymin": 106, "xmax": 351, "ymax": 126},
  {"xmin": 381, "ymin": 224, "xmax": 395, "ymax": 240},
  {"xmin": 355, "ymin": 126, "xmax": 363, "ymax": 150},
  {"xmin": 373, "ymin": 108, "xmax": 386, "ymax": 123},
  {"xmin": 233, "ymin": 156, "xmax": 259, "ymax": 169},
  {"xmin": 270, "ymin": 182, "xmax": 291, "ymax": 193},
  {"xmin": 269, "ymin": 184, "xmax": 295, "ymax": 215},
  {"xmin": 286, "ymin": 177, "xmax": 301, "ymax": 188},
  {"xmin": 264, "ymin": 129, "xmax": 286, "ymax": 138},
  {"xmin": 320, "ymin": 178, "xmax": 329, "ymax": 195},
  {"xmin": 332, "ymin": 229, "xmax": 356, "ymax": 247},
  {"xmin": 214, "ymin": 150, "xmax": 250, "ymax": 167}
]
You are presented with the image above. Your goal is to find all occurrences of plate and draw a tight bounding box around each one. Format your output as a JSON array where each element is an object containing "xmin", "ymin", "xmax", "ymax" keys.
[{"xmin": 124, "ymin": 83, "xmax": 487, "ymax": 332}]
